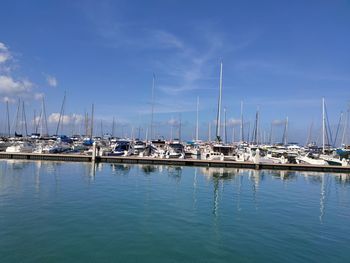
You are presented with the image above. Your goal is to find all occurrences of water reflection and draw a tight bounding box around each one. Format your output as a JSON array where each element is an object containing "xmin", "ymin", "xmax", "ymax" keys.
[
  {"xmin": 193, "ymin": 168, "xmax": 198, "ymax": 208},
  {"xmin": 319, "ymin": 174, "xmax": 333, "ymax": 223},
  {"xmin": 167, "ymin": 166, "xmax": 182, "ymax": 181},
  {"xmin": 213, "ymin": 178, "xmax": 219, "ymax": 216},
  {"xmin": 335, "ymin": 174, "xmax": 350, "ymax": 184},
  {"xmin": 141, "ymin": 165, "xmax": 157, "ymax": 174},
  {"xmin": 111, "ymin": 163, "xmax": 131, "ymax": 176},
  {"xmin": 1, "ymin": 160, "xmax": 350, "ymax": 224},
  {"xmin": 200, "ymin": 167, "xmax": 239, "ymax": 180},
  {"xmin": 269, "ymin": 170, "xmax": 298, "ymax": 181}
]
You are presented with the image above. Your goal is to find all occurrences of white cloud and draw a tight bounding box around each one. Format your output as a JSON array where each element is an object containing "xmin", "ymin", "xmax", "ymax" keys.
[
  {"xmin": 0, "ymin": 42, "xmax": 38, "ymax": 99},
  {"xmin": 1, "ymin": 96, "xmax": 16, "ymax": 103},
  {"xmin": 0, "ymin": 52, "xmax": 10, "ymax": 64},
  {"xmin": 48, "ymin": 113, "xmax": 60, "ymax": 124},
  {"xmin": 34, "ymin": 93, "xmax": 44, "ymax": 100},
  {"xmin": 0, "ymin": 42, "xmax": 7, "ymax": 50},
  {"xmin": 0, "ymin": 75, "xmax": 33, "ymax": 95},
  {"xmin": 46, "ymin": 75, "xmax": 58, "ymax": 87},
  {"xmin": 71, "ymin": 113, "xmax": 84, "ymax": 124},
  {"xmin": 0, "ymin": 42, "xmax": 11, "ymax": 63},
  {"xmin": 272, "ymin": 119, "xmax": 286, "ymax": 126},
  {"xmin": 167, "ymin": 118, "xmax": 179, "ymax": 126},
  {"xmin": 227, "ymin": 118, "xmax": 241, "ymax": 126},
  {"xmin": 33, "ymin": 116, "xmax": 41, "ymax": 125},
  {"xmin": 48, "ymin": 113, "xmax": 84, "ymax": 125}
]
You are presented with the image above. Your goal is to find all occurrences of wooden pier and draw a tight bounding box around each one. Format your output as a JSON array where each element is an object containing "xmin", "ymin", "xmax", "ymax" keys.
[{"xmin": 1, "ymin": 152, "xmax": 349, "ymax": 173}]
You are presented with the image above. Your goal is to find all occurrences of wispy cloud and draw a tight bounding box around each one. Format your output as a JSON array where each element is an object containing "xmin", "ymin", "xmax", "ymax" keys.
[
  {"xmin": 0, "ymin": 42, "xmax": 11, "ymax": 63},
  {"xmin": 80, "ymin": 2, "xmax": 258, "ymax": 98},
  {"xmin": 245, "ymin": 97, "xmax": 321, "ymax": 107},
  {"xmin": 46, "ymin": 75, "xmax": 58, "ymax": 87},
  {"xmin": 151, "ymin": 30, "xmax": 184, "ymax": 49},
  {"xmin": 235, "ymin": 59, "xmax": 350, "ymax": 82},
  {"xmin": 81, "ymin": 2, "xmax": 184, "ymax": 51}
]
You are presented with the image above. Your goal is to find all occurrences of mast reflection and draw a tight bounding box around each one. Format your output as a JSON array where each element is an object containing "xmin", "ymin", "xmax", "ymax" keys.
[
  {"xmin": 167, "ymin": 166, "xmax": 182, "ymax": 182},
  {"xmin": 110, "ymin": 163, "xmax": 131, "ymax": 176}
]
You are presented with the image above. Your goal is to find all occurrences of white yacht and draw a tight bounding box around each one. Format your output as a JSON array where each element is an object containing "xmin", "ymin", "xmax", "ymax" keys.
[
  {"xmin": 296, "ymin": 153, "xmax": 328, "ymax": 165},
  {"xmin": 6, "ymin": 141, "xmax": 34, "ymax": 153}
]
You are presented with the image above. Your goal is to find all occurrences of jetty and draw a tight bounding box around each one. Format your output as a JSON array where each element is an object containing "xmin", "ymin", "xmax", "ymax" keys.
[{"xmin": 1, "ymin": 152, "xmax": 350, "ymax": 173}]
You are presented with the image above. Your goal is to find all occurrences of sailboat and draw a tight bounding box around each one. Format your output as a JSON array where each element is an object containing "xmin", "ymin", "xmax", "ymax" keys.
[
  {"xmin": 297, "ymin": 98, "xmax": 329, "ymax": 165},
  {"xmin": 203, "ymin": 61, "xmax": 236, "ymax": 161}
]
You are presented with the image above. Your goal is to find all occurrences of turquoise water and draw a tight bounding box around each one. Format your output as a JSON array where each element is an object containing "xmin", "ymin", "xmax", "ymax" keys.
[{"xmin": 0, "ymin": 160, "xmax": 349, "ymax": 262}]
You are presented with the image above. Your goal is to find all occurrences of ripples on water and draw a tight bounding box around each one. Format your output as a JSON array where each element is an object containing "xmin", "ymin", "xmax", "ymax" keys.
[{"xmin": 0, "ymin": 160, "xmax": 349, "ymax": 263}]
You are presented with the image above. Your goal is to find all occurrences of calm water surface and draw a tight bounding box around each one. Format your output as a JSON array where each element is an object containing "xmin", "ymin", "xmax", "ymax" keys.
[{"xmin": 0, "ymin": 160, "xmax": 349, "ymax": 262}]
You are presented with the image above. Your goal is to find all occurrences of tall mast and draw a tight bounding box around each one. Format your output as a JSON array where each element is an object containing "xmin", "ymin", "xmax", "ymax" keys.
[
  {"xmin": 150, "ymin": 73, "xmax": 155, "ymax": 140},
  {"xmin": 341, "ymin": 104, "xmax": 349, "ymax": 146},
  {"xmin": 40, "ymin": 98, "xmax": 46, "ymax": 137},
  {"xmin": 22, "ymin": 101, "xmax": 28, "ymax": 136},
  {"xmin": 215, "ymin": 61, "xmax": 223, "ymax": 142},
  {"xmin": 282, "ymin": 116, "xmax": 288, "ymax": 145},
  {"xmin": 334, "ymin": 112, "xmax": 343, "ymax": 147},
  {"xmin": 232, "ymin": 127, "xmax": 235, "ymax": 143},
  {"xmin": 269, "ymin": 122, "xmax": 273, "ymax": 145},
  {"xmin": 208, "ymin": 122, "xmax": 211, "ymax": 142},
  {"xmin": 40, "ymin": 104, "xmax": 43, "ymax": 137},
  {"xmin": 112, "ymin": 117, "xmax": 115, "ymax": 137},
  {"xmin": 285, "ymin": 117, "xmax": 288, "ymax": 145},
  {"xmin": 178, "ymin": 113, "xmax": 182, "ymax": 141},
  {"xmin": 15, "ymin": 98, "xmax": 20, "ymax": 135},
  {"xmin": 247, "ymin": 121, "xmax": 251, "ymax": 144},
  {"xmin": 253, "ymin": 108, "xmax": 259, "ymax": 144},
  {"xmin": 224, "ymin": 107, "xmax": 227, "ymax": 144},
  {"xmin": 42, "ymin": 96, "xmax": 49, "ymax": 136},
  {"xmin": 90, "ymin": 103, "xmax": 94, "ymax": 138},
  {"xmin": 170, "ymin": 123, "xmax": 173, "ymax": 140},
  {"xmin": 195, "ymin": 96, "xmax": 199, "ymax": 141},
  {"xmin": 84, "ymin": 112, "xmax": 88, "ymax": 136},
  {"xmin": 6, "ymin": 100, "xmax": 10, "ymax": 137},
  {"xmin": 256, "ymin": 108, "xmax": 259, "ymax": 145},
  {"xmin": 33, "ymin": 110, "xmax": 36, "ymax": 134},
  {"xmin": 322, "ymin": 98, "xmax": 325, "ymax": 153},
  {"xmin": 56, "ymin": 91, "xmax": 66, "ymax": 135},
  {"xmin": 240, "ymin": 100, "xmax": 244, "ymax": 142}
]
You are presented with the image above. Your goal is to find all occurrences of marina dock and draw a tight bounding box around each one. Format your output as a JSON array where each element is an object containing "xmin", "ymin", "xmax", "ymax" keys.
[{"xmin": 1, "ymin": 152, "xmax": 349, "ymax": 173}]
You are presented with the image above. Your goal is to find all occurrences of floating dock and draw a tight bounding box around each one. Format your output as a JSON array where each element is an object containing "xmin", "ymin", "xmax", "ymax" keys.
[{"xmin": 1, "ymin": 152, "xmax": 349, "ymax": 173}]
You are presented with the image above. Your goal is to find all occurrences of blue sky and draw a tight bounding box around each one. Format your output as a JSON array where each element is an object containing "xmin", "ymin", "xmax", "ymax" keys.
[{"xmin": 0, "ymin": 0, "xmax": 349, "ymax": 143}]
